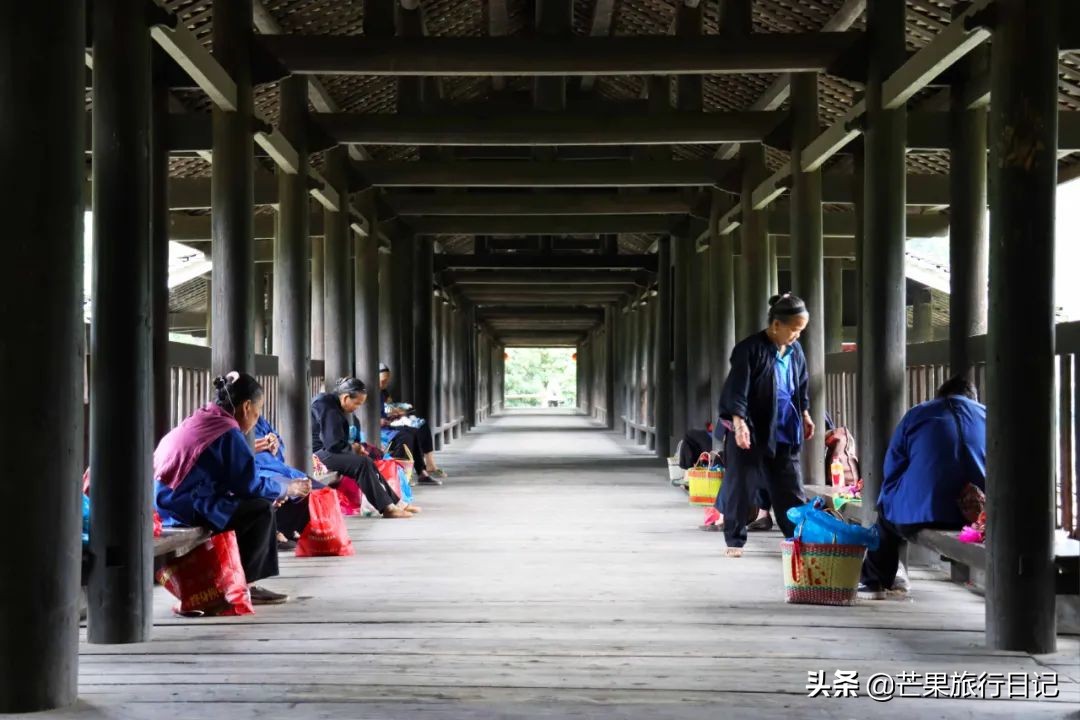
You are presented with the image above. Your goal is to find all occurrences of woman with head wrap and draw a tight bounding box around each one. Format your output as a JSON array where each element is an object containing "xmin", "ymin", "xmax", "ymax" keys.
[{"xmin": 713, "ymin": 294, "xmax": 814, "ymax": 557}]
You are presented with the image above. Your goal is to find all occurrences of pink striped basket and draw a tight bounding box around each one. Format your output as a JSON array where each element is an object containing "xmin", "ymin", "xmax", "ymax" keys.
[{"xmin": 780, "ymin": 539, "xmax": 865, "ymax": 606}]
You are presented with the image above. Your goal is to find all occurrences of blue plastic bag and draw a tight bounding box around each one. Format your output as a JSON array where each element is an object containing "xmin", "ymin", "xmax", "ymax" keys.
[
  {"xmin": 81, "ymin": 493, "xmax": 90, "ymax": 546},
  {"xmin": 397, "ymin": 466, "xmax": 413, "ymax": 504},
  {"xmin": 786, "ymin": 497, "xmax": 880, "ymax": 550}
]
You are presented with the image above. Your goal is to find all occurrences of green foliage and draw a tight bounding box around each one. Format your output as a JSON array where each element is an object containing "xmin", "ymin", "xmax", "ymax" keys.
[{"xmin": 504, "ymin": 347, "xmax": 577, "ymax": 408}]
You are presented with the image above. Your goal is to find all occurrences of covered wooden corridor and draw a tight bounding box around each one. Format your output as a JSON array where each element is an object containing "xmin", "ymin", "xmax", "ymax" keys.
[
  {"xmin": 46, "ymin": 411, "xmax": 1080, "ymax": 718},
  {"xmin": 4, "ymin": 0, "xmax": 1080, "ymax": 714}
]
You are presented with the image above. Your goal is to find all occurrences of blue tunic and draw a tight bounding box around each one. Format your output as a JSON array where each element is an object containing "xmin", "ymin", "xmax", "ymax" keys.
[
  {"xmin": 773, "ymin": 348, "xmax": 800, "ymax": 445},
  {"xmin": 877, "ymin": 395, "xmax": 987, "ymax": 527},
  {"xmin": 155, "ymin": 428, "xmax": 284, "ymax": 531},
  {"xmin": 253, "ymin": 416, "xmax": 308, "ymax": 485}
]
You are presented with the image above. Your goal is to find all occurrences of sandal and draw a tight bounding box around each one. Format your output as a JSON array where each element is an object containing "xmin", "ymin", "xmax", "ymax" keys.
[
  {"xmin": 382, "ymin": 506, "xmax": 411, "ymax": 519},
  {"xmin": 725, "ymin": 548, "xmax": 744, "ymax": 558}
]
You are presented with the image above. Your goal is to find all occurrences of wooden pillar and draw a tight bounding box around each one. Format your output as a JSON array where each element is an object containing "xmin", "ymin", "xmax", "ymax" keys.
[
  {"xmin": 323, "ymin": 148, "xmax": 351, "ymax": 388},
  {"xmin": 949, "ymin": 23, "xmax": 989, "ymax": 379},
  {"xmin": 985, "ymin": 0, "xmax": 1059, "ymax": 654},
  {"xmin": 791, "ymin": 71, "xmax": 826, "ymax": 485},
  {"xmin": 672, "ymin": 233, "xmax": 689, "ymax": 442},
  {"xmin": 88, "ymin": 0, "xmax": 153, "ymax": 645},
  {"xmin": 860, "ymin": 0, "xmax": 907, "ymax": 515},
  {"xmin": 824, "ymin": 259, "xmax": 844, "ymax": 354},
  {"xmin": 354, "ymin": 191, "xmax": 381, "ymax": 443},
  {"xmin": 654, "ymin": 236, "xmax": 673, "ymax": 457},
  {"xmin": 310, "ymin": 232, "xmax": 324, "ymax": 362},
  {"xmin": 151, "ymin": 56, "xmax": 171, "ymax": 443},
  {"xmin": 740, "ymin": 143, "xmax": 769, "ymax": 335},
  {"xmin": 379, "ymin": 250, "xmax": 397, "ymax": 389},
  {"xmin": 393, "ymin": 234, "xmax": 415, "ymax": 401},
  {"xmin": 254, "ymin": 268, "xmax": 268, "ymax": 354},
  {"xmin": 452, "ymin": 306, "xmax": 462, "ymax": 438},
  {"xmin": 852, "ymin": 140, "xmax": 866, "ymax": 444},
  {"xmin": 210, "ymin": 0, "xmax": 255, "ymax": 378},
  {"xmin": 274, "ymin": 74, "xmax": 311, "ymax": 472},
  {"xmin": 413, "ymin": 238, "xmax": 435, "ymax": 419},
  {"xmin": 710, "ymin": 191, "xmax": 737, "ymax": 423},
  {"xmin": 628, "ymin": 308, "xmax": 637, "ymax": 439},
  {"xmin": 605, "ymin": 306, "xmax": 616, "ymax": 430},
  {"xmin": 464, "ymin": 302, "xmax": 477, "ymax": 429},
  {"xmin": 768, "ymin": 235, "xmax": 779, "ymax": 295},
  {"xmin": 646, "ymin": 300, "xmax": 658, "ymax": 451},
  {"xmin": 0, "ymin": 3, "xmax": 84, "ymax": 710}
]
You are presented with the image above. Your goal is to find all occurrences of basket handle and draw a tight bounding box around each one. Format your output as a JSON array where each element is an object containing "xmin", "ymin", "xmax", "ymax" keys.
[{"xmin": 694, "ymin": 452, "xmax": 712, "ymax": 468}]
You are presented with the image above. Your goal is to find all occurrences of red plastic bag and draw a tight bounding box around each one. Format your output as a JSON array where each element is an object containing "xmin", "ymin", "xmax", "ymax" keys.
[
  {"xmin": 296, "ymin": 488, "xmax": 355, "ymax": 557},
  {"xmin": 374, "ymin": 458, "xmax": 402, "ymax": 497},
  {"xmin": 335, "ymin": 475, "xmax": 362, "ymax": 516},
  {"xmin": 153, "ymin": 511, "xmax": 163, "ymax": 538},
  {"xmin": 155, "ymin": 531, "xmax": 253, "ymax": 616}
]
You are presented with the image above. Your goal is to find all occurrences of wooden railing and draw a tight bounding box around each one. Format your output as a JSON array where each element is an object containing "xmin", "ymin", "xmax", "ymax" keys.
[{"xmin": 825, "ymin": 321, "xmax": 1080, "ymax": 534}]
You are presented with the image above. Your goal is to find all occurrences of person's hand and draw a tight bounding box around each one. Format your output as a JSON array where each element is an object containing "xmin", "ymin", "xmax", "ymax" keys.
[
  {"xmin": 266, "ymin": 433, "xmax": 279, "ymax": 455},
  {"xmin": 803, "ymin": 411, "xmax": 815, "ymax": 442},
  {"xmin": 352, "ymin": 442, "xmax": 366, "ymax": 456},
  {"xmin": 253, "ymin": 436, "xmax": 272, "ymax": 453},
  {"xmin": 286, "ymin": 478, "xmax": 312, "ymax": 499},
  {"xmin": 733, "ymin": 417, "xmax": 752, "ymax": 450}
]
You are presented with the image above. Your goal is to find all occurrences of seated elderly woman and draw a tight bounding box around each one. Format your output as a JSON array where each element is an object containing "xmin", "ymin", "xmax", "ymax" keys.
[
  {"xmin": 379, "ymin": 363, "xmax": 447, "ymax": 485},
  {"xmin": 311, "ymin": 377, "xmax": 418, "ymax": 519},
  {"xmin": 858, "ymin": 376, "xmax": 987, "ymax": 599},
  {"xmin": 154, "ymin": 372, "xmax": 311, "ymax": 605},
  {"xmin": 252, "ymin": 415, "xmax": 323, "ymax": 550}
]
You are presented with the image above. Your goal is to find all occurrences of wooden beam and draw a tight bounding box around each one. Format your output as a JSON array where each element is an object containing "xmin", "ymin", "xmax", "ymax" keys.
[
  {"xmin": 801, "ymin": 99, "xmax": 865, "ymax": 172},
  {"xmin": 171, "ymin": 210, "xmax": 325, "ymax": 241},
  {"xmin": 149, "ymin": 23, "xmax": 236, "ymax": 111},
  {"xmin": 260, "ymin": 33, "xmax": 863, "ymax": 76},
  {"xmin": 910, "ymin": 110, "xmax": 1080, "ymax": 151},
  {"xmin": 315, "ymin": 110, "xmax": 784, "ymax": 146},
  {"xmin": 387, "ymin": 191, "xmax": 692, "ymax": 216},
  {"xmin": 437, "ymin": 254, "xmax": 658, "ymax": 271},
  {"xmin": 442, "ymin": 270, "xmax": 649, "ymax": 285},
  {"xmin": 168, "ymin": 175, "xmax": 277, "ymax": 209},
  {"xmin": 766, "ymin": 209, "xmax": 948, "ymax": 237},
  {"xmin": 352, "ymin": 159, "xmax": 734, "ymax": 188},
  {"xmin": 881, "ymin": 0, "xmax": 992, "ymax": 109},
  {"xmin": 406, "ymin": 214, "xmax": 679, "ymax": 235}
]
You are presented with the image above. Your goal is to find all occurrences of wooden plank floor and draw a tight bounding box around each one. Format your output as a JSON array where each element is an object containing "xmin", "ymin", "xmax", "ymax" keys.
[{"xmin": 37, "ymin": 411, "xmax": 1080, "ymax": 718}]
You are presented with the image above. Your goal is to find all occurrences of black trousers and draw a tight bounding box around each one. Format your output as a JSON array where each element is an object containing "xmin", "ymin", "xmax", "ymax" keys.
[
  {"xmin": 387, "ymin": 426, "xmax": 429, "ymax": 474},
  {"xmin": 319, "ymin": 451, "xmax": 401, "ymax": 513},
  {"xmin": 720, "ymin": 433, "xmax": 805, "ymax": 548},
  {"xmin": 275, "ymin": 496, "xmax": 310, "ymax": 539},
  {"xmin": 860, "ymin": 516, "xmax": 957, "ymax": 589},
  {"xmin": 223, "ymin": 497, "xmax": 279, "ymax": 584},
  {"xmin": 679, "ymin": 429, "xmax": 713, "ymax": 469}
]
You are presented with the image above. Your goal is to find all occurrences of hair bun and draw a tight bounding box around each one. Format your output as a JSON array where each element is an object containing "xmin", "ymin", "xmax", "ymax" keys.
[
  {"xmin": 212, "ymin": 375, "xmax": 228, "ymax": 390},
  {"xmin": 768, "ymin": 294, "xmax": 782, "ymax": 307}
]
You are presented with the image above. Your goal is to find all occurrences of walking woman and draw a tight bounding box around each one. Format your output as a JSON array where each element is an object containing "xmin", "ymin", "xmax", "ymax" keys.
[
  {"xmin": 311, "ymin": 377, "xmax": 417, "ymax": 518},
  {"xmin": 715, "ymin": 294, "xmax": 814, "ymax": 557},
  {"xmin": 154, "ymin": 372, "xmax": 310, "ymax": 604}
]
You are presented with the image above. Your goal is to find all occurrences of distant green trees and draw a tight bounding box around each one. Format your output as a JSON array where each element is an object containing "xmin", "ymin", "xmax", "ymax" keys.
[{"xmin": 504, "ymin": 347, "xmax": 577, "ymax": 408}]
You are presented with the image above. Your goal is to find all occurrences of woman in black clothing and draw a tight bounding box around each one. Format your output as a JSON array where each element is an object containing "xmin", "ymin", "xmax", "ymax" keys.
[
  {"xmin": 311, "ymin": 377, "xmax": 415, "ymax": 519},
  {"xmin": 714, "ymin": 294, "xmax": 814, "ymax": 556},
  {"xmin": 379, "ymin": 364, "xmax": 447, "ymax": 483}
]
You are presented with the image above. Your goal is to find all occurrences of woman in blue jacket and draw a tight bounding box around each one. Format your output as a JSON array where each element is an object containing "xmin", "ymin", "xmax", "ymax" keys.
[
  {"xmin": 859, "ymin": 376, "xmax": 986, "ymax": 598},
  {"xmin": 715, "ymin": 294, "xmax": 814, "ymax": 556},
  {"xmin": 154, "ymin": 372, "xmax": 311, "ymax": 605}
]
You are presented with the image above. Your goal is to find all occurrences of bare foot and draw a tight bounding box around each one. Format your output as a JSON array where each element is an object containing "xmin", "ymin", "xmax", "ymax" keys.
[
  {"xmin": 402, "ymin": 504, "xmax": 422, "ymax": 514},
  {"xmin": 382, "ymin": 506, "xmax": 411, "ymax": 519},
  {"xmin": 725, "ymin": 548, "xmax": 744, "ymax": 558}
]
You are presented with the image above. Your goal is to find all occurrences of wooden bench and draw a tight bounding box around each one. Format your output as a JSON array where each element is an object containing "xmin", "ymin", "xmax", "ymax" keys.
[
  {"xmin": 81, "ymin": 526, "xmax": 212, "ymax": 586},
  {"xmin": 802, "ymin": 485, "xmax": 1079, "ymax": 595}
]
